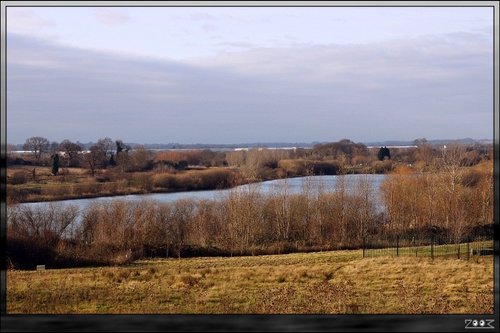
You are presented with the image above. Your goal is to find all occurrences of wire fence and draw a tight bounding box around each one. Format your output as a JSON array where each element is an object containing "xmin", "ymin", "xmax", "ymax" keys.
[{"xmin": 362, "ymin": 235, "xmax": 493, "ymax": 260}]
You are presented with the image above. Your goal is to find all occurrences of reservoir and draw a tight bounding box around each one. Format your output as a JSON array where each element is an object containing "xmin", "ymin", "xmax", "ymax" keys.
[{"xmin": 13, "ymin": 174, "xmax": 387, "ymax": 212}]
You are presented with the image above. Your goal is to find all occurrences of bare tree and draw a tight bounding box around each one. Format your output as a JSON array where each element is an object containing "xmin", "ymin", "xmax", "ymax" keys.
[
  {"xmin": 115, "ymin": 139, "xmax": 132, "ymax": 171},
  {"xmin": 23, "ymin": 136, "xmax": 49, "ymax": 164},
  {"xmin": 128, "ymin": 146, "xmax": 154, "ymax": 171},
  {"xmin": 59, "ymin": 139, "xmax": 83, "ymax": 167},
  {"xmin": 439, "ymin": 143, "xmax": 466, "ymax": 239},
  {"xmin": 441, "ymin": 143, "xmax": 466, "ymax": 192},
  {"xmin": 83, "ymin": 143, "xmax": 106, "ymax": 176},
  {"xmin": 355, "ymin": 175, "xmax": 375, "ymax": 246},
  {"xmin": 171, "ymin": 199, "xmax": 195, "ymax": 259},
  {"xmin": 97, "ymin": 137, "xmax": 115, "ymax": 166}
]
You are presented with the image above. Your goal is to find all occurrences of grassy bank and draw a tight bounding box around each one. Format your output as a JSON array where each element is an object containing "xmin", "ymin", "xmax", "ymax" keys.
[
  {"xmin": 7, "ymin": 250, "xmax": 493, "ymax": 314},
  {"xmin": 7, "ymin": 166, "xmax": 240, "ymax": 204}
]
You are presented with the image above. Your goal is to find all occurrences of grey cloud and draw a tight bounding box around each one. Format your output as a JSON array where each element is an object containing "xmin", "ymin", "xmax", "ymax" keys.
[
  {"xmin": 200, "ymin": 33, "xmax": 491, "ymax": 85},
  {"xmin": 6, "ymin": 32, "xmax": 493, "ymax": 144}
]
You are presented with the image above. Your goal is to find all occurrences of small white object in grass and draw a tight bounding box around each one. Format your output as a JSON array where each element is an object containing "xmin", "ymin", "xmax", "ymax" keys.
[{"xmin": 36, "ymin": 265, "xmax": 45, "ymax": 271}]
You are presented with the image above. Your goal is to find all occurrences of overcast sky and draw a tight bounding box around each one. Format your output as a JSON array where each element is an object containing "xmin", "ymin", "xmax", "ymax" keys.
[{"xmin": 6, "ymin": 6, "xmax": 493, "ymax": 144}]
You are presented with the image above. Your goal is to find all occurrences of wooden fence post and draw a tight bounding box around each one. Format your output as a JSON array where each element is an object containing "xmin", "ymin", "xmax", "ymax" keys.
[
  {"xmin": 466, "ymin": 239, "xmax": 470, "ymax": 260},
  {"xmin": 362, "ymin": 237, "xmax": 365, "ymax": 258},
  {"xmin": 431, "ymin": 237, "xmax": 434, "ymax": 260}
]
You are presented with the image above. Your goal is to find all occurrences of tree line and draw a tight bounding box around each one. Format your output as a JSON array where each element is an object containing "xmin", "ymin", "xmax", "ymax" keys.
[{"xmin": 10, "ymin": 136, "xmax": 492, "ymax": 176}]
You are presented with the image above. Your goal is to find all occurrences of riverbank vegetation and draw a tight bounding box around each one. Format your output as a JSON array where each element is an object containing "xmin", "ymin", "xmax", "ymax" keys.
[
  {"xmin": 6, "ymin": 166, "xmax": 240, "ymax": 204},
  {"xmin": 6, "ymin": 157, "xmax": 493, "ymax": 270}
]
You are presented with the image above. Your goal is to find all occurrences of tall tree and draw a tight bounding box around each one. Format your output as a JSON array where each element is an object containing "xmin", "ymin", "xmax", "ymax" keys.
[
  {"xmin": 115, "ymin": 139, "xmax": 129, "ymax": 155},
  {"xmin": 51, "ymin": 153, "xmax": 60, "ymax": 176},
  {"xmin": 23, "ymin": 136, "xmax": 49, "ymax": 164},
  {"xmin": 97, "ymin": 137, "xmax": 115, "ymax": 167},
  {"xmin": 377, "ymin": 146, "xmax": 391, "ymax": 161},
  {"xmin": 115, "ymin": 139, "xmax": 131, "ymax": 171},
  {"xmin": 83, "ymin": 144, "xmax": 106, "ymax": 176}
]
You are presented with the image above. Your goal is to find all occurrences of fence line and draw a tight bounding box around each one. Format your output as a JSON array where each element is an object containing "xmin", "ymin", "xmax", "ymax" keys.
[{"xmin": 363, "ymin": 235, "xmax": 493, "ymax": 260}]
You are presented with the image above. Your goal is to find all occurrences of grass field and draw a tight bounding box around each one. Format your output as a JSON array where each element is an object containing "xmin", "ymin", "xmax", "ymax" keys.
[{"xmin": 7, "ymin": 249, "xmax": 493, "ymax": 314}]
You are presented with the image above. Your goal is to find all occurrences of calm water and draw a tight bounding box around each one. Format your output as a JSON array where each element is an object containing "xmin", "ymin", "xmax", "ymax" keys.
[{"xmin": 15, "ymin": 174, "xmax": 387, "ymax": 212}]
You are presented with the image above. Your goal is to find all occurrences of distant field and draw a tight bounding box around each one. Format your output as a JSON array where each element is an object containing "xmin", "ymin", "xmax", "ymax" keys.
[{"xmin": 7, "ymin": 250, "xmax": 493, "ymax": 314}]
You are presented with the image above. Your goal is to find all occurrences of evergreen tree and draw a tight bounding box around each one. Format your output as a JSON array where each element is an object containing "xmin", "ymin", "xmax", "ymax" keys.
[
  {"xmin": 384, "ymin": 146, "xmax": 391, "ymax": 160},
  {"xmin": 51, "ymin": 153, "xmax": 60, "ymax": 175},
  {"xmin": 378, "ymin": 146, "xmax": 391, "ymax": 161},
  {"xmin": 377, "ymin": 147, "xmax": 384, "ymax": 161}
]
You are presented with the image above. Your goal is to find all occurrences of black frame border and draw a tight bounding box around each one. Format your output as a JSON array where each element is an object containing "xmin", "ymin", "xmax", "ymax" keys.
[{"xmin": 1, "ymin": 2, "xmax": 499, "ymax": 332}]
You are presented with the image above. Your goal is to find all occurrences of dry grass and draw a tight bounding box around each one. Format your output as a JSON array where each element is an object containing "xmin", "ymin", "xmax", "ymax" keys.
[
  {"xmin": 7, "ymin": 166, "xmax": 238, "ymax": 203},
  {"xmin": 152, "ymin": 168, "xmax": 236, "ymax": 190},
  {"xmin": 7, "ymin": 250, "xmax": 493, "ymax": 314}
]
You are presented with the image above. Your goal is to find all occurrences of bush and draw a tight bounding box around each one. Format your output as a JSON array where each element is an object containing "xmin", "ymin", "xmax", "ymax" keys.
[
  {"xmin": 371, "ymin": 160, "xmax": 393, "ymax": 174},
  {"xmin": 101, "ymin": 182, "xmax": 118, "ymax": 193},
  {"xmin": 461, "ymin": 169, "xmax": 482, "ymax": 187},
  {"xmin": 153, "ymin": 169, "xmax": 235, "ymax": 190},
  {"xmin": 71, "ymin": 182, "xmax": 101, "ymax": 195},
  {"xmin": 132, "ymin": 174, "xmax": 153, "ymax": 191},
  {"xmin": 152, "ymin": 173, "xmax": 178, "ymax": 189},
  {"xmin": 7, "ymin": 186, "xmax": 42, "ymax": 203},
  {"xmin": 42, "ymin": 185, "xmax": 71, "ymax": 197},
  {"xmin": 95, "ymin": 174, "xmax": 112, "ymax": 183},
  {"xmin": 8, "ymin": 171, "xmax": 28, "ymax": 185},
  {"xmin": 312, "ymin": 160, "xmax": 340, "ymax": 175},
  {"xmin": 6, "ymin": 235, "xmax": 55, "ymax": 270},
  {"xmin": 278, "ymin": 159, "xmax": 309, "ymax": 177},
  {"xmin": 195, "ymin": 169, "xmax": 235, "ymax": 189},
  {"xmin": 278, "ymin": 159, "xmax": 340, "ymax": 176}
]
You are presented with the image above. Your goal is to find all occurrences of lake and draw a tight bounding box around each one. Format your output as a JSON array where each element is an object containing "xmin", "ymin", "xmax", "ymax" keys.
[{"xmin": 14, "ymin": 174, "xmax": 387, "ymax": 213}]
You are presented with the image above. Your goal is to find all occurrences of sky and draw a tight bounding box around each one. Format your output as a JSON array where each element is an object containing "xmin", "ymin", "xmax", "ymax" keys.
[{"xmin": 6, "ymin": 6, "xmax": 494, "ymax": 144}]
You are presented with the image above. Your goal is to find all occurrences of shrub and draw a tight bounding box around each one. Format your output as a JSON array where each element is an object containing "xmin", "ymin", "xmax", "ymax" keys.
[
  {"xmin": 42, "ymin": 185, "xmax": 71, "ymax": 197},
  {"xmin": 278, "ymin": 159, "xmax": 340, "ymax": 176},
  {"xmin": 278, "ymin": 159, "xmax": 309, "ymax": 177},
  {"xmin": 195, "ymin": 169, "xmax": 235, "ymax": 189},
  {"xmin": 8, "ymin": 171, "xmax": 28, "ymax": 185},
  {"xmin": 153, "ymin": 169, "xmax": 235, "ymax": 190},
  {"xmin": 95, "ymin": 174, "xmax": 112, "ymax": 183},
  {"xmin": 371, "ymin": 160, "xmax": 393, "ymax": 174},
  {"xmin": 152, "ymin": 173, "xmax": 178, "ymax": 189},
  {"xmin": 76, "ymin": 183, "xmax": 101, "ymax": 194},
  {"xmin": 132, "ymin": 173, "xmax": 153, "ymax": 191},
  {"xmin": 312, "ymin": 160, "xmax": 340, "ymax": 175},
  {"xmin": 7, "ymin": 186, "xmax": 41, "ymax": 203},
  {"xmin": 6, "ymin": 235, "xmax": 55, "ymax": 270},
  {"xmin": 461, "ymin": 169, "xmax": 482, "ymax": 187}
]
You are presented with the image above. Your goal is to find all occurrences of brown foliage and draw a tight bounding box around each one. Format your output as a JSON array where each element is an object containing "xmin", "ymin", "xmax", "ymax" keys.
[
  {"xmin": 6, "ymin": 158, "xmax": 493, "ymax": 269},
  {"xmin": 8, "ymin": 171, "xmax": 29, "ymax": 185},
  {"xmin": 153, "ymin": 168, "xmax": 237, "ymax": 190}
]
